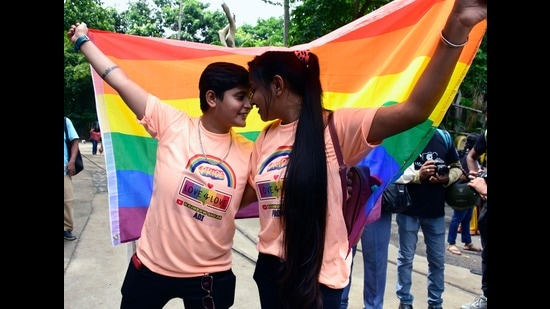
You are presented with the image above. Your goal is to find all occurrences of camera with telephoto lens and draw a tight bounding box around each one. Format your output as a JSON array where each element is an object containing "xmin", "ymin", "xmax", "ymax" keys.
[{"xmin": 434, "ymin": 159, "xmax": 449, "ymax": 177}]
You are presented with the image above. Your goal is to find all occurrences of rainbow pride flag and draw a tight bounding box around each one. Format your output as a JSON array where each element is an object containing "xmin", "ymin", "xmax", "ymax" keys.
[{"xmin": 89, "ymin": 0, "xmax": 486, "ymax": 246}]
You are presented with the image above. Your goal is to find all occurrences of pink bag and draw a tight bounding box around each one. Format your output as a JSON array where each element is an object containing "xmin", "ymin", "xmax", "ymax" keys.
[{"xmin": 328, "ymin": 113, "xmax": 381, "ymax": 256}]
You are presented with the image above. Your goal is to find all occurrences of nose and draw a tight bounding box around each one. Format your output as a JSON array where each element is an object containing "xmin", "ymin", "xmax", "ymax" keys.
[{"xmin": 244, "ymin": 98, "xmax": 254, "ymax": 109}]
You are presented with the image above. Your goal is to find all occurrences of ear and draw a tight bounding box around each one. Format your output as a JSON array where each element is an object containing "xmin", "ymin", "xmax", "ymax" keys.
[
  {"xmin": 272, "ymin": 75, "xmax": 284, "ymax": 95},
  {"xmin": 205, "ymin": 90, "xmax": 218, "ymax": 108}
]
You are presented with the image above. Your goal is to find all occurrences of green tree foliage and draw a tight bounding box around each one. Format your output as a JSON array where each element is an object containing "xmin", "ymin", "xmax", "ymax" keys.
[
  {"xmin": 64, "ymin": 0, "xmax": 118, "ymax": 32},
  {"xmin": 289, "ymin": 0, "xmax": 354, "ymax": 45},
  {"xmin": 64, "ymin": 0, "xmax": 118, "ymax": 135},
  {"xmin": 117, "ymin": 0, "xmax": 166, "ymax": 37},
  {"xmin": 64, "ymin": 35, "xmax": 97, "ymax": 134},
  {"xmin": 163, "ymin": 0, "xmax": 228, "ymax": 44},
  {"xmin": 288, "ymin": 0, "xmax": 390, "ymax": 45},
  {"xmin": 443, "ymin": 33, "xmax": 487, "ymax": 136},
  {"xmin": 237, "ymin": 17, "xmax": 285, "ymax": 47}
]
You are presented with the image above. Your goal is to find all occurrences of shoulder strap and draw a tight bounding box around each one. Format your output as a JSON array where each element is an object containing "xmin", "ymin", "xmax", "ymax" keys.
[
  {"xmin": 64, "ymin": 117, "xmax": 69, "ymax": 139},
  {"xmin": 327, "ymin": 112, "xmax": 348, "ymax": 209},
  {"xmin": 328, "ymin": 113, "xmax": 343, "ymax": 165},
  {"xmin": 64, "ymin": 117, "xmax": 72, "ymax": 152},
  {"xmin": 437, "ymin": 129, "xmax": 452, "ymax": 150}
]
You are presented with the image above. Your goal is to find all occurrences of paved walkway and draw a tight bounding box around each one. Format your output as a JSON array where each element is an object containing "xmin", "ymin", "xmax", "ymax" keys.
[{"xmin": 64, "ymin": 142, "xmax": 482, "ymax": 308}]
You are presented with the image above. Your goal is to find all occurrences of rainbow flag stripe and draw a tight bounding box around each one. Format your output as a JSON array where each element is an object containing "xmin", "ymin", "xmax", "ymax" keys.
[{"xmin": 89, "ymin": 0, "xmax": 486, "ymax": 245}]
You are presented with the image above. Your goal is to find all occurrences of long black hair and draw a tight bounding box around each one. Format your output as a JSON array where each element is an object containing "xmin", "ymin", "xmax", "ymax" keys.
[{"xmin": 248, "ymin": 51, "xmax": 328, "ymax": 308}]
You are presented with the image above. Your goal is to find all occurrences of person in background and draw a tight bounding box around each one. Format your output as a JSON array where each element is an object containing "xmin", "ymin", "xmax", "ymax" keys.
[
  {"xmin": 340, "ymin": 149, "xmax": 394, "ymax": 309},
  {"xmin": 64, "ymin": 116, "xmax": 80, "ymax": 241},
  {"xmin": 68, "ymin": 23, "xmax": 255, "ymax": 308},
  {"xmin": 239, "ymin": 1, "xmax": 487, "ymax": 307},
  {"xmin": 461, "ymin": 106, "xmax": 487, "ymax": 309},
  {"xmin": 446, "ymin": 133, "xmax": 481, "ymax": 255},
  {"xmin": 339, "ymin": 210, "xmax": 392, "ymax": 309},
  {"xmin": 395, "ymin": 129, "xmax": 462, "ymax": 309},
  {"xmin": 89, "ymin": 124, "xmax": 102, "ymax": 155}
]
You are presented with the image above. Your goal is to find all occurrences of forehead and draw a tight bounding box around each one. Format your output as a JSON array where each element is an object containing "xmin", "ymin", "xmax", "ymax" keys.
[
  {"xmin": 222, "ymin": 86, "xmax": 249, "ymax": 96},
  {"xmin": 221, "ymin": 84, "xmax": 249, "ymax": 91}
]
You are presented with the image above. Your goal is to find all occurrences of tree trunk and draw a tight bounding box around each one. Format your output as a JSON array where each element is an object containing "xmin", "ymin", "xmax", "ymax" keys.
[{"xmin": 218, "ymin": 3, "xmax": 236, "ymax": 47}]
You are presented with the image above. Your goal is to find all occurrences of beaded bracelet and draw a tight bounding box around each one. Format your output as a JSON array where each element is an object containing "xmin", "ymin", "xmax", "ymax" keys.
[{"xmin": 440, "ymin": 31, "xmax": 468, "ymax": 48}]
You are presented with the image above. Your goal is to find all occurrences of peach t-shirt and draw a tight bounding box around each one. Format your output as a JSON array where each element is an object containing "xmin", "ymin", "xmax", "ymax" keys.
[
  {"xmin": 136, "ymin": 94, "xmax": 253, "ymax": 277},
  {"xmin": 248, "ymin": 107, "xmax": 380, "ymax": 289}
]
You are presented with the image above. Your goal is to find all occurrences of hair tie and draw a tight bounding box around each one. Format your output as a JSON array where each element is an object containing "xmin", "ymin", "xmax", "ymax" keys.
[{"xmin": 294, "ymin": 50, "xmax": 310, "ymax": 65}]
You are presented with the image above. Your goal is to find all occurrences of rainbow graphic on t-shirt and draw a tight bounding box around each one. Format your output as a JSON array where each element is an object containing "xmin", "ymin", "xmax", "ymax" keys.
[
  {"xmin": 186, "ymin": 155, "xmax": 236, "ymax": 188},
  {"xmin": 257, "ymin": 147, "xmax": 291, "ymax": 175},
  {"xmin": 90, "ymin": 0, "xmax": 486, "ymax": 245}
]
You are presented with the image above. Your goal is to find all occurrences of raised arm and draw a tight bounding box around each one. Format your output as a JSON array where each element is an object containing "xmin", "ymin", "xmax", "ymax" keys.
[
  {"xmin": 67, "ymin": 22, "xmax": 148, "ymax": 119},
  {"xmin": 466, "ymin": 147, "xmax": 481, "ymax": 173},
  {"xmin": 368, "ymin": 0, "xmax": 487, "ymax": 143}
]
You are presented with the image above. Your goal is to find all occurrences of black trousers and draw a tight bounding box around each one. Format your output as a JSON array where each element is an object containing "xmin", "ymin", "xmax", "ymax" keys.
[
  {"xmin": 120, "ymin": 254, "xmax": 236, "ymax": 309},
  {"xmin": 253, "ymin": 252, "xmax": 343, "ymax": 309}
]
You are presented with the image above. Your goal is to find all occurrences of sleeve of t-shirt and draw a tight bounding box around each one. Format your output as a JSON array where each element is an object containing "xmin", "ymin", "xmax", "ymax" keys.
[
  {"xmin": 139, "ymin": 93, "xmax": 188, "ymax": 140},
  {"xmin": 66, "ymin": 118, "xmax": 79, "ymax": 140},
  {"xmin": 331, "ymin": 107, "xmax": 381, "ymax": 166},
  {"xmin": 473, "ymin": 133, "xmax": 486, "ymax": 156}
]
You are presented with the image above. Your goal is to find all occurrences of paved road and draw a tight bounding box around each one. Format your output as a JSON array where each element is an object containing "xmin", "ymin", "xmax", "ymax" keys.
[{"xmin": 389, "ymin": 207, "xmax": 483, "ymax": 275}]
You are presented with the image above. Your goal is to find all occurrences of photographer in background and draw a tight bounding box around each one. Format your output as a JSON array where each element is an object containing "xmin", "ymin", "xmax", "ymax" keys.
[
  {"xmin": 461, "ymin": 106, "xmax": 488, "ymax": 309},
  {"xmin": 394, "ymin": 128, "xmax": 461, "ymax": 309},
  {"xmin": 446, "ymin": 133, "xmax": 482, "ymax": 256}
]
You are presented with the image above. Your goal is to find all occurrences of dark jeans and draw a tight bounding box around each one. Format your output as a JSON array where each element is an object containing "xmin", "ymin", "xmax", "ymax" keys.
[
  {"xmin": 120, "ymin": 254, "xmax": 236, "ymax": 309},
  {"xmin": 91, "ymin": 139, "xmax": 98, "ymax": 154},
  {"xmin": 447, "ymin": 207, "xmax": 474, "ymax": 245},
  {"xmin": 478, "ymin": 201, "xmax": 487, "ymax": 298},
  {"xmin": 253, "ymin": 252, "xmax": 343, "ymax": 309},
  {"xmin": 340, "ymin": 211, "xmax": 392, "ymax": 309}
]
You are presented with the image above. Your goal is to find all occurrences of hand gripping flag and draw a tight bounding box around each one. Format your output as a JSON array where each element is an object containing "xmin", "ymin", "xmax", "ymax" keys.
[{"xmin": 88, "ymin": 0, "xmax": 486, "ymax": 245}]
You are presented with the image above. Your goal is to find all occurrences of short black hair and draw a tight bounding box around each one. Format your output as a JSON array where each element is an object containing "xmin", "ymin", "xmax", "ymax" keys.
[{"xmin": 198, "ymin": 62, "xmax": 249, "ymax": 112}]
